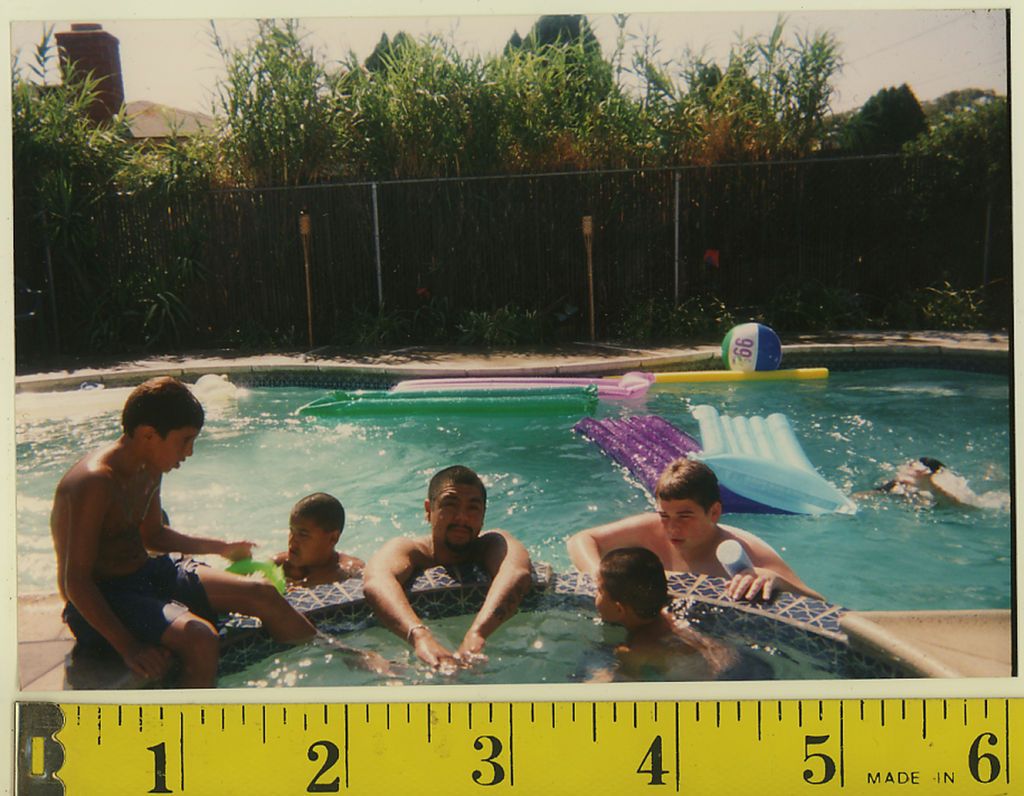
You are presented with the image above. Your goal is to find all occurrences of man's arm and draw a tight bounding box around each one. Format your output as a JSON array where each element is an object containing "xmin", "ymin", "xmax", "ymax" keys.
[
  {"xmin": 363, "ymin": 538, "xmax": 456, "ymax": 669},
  {"xmin": 566, "ymin": 513, "xmax": 659, "ymax": 575},
  {"xmin": 62, "ymin": 477, "xmax": 171, "ymax": 680},
  {"xmin": 457, "ymin": 531, "xmax": 532, "ymax": 658},
  {"xmin": 139, "ymin": 493, "xmax": 254, "ymax": 560}
]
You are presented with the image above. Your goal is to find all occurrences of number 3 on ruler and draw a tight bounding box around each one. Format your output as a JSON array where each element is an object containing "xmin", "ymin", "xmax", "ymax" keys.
[
  {"xmin": 472, "ymin": 735, "xmax": 506, "ymax": 786},
  {"xmin": 802, "ymin": 735, "xmax": 837, "ymax": 785}
]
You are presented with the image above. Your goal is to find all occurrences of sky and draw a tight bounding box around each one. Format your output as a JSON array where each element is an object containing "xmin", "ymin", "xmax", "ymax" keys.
[{"xmin": 7, "ymin": 5, "xmax": 1009, "ymax": 117}]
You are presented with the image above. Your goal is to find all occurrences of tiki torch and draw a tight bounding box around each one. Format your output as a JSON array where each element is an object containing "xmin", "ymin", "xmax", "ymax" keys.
[
  {"xmin": 299, "ymin": 209, "xmax": 314, "ymax": 348},
  {"xmin": 582, "ymin": 215, "xmax": 595, "ymax": 341}
]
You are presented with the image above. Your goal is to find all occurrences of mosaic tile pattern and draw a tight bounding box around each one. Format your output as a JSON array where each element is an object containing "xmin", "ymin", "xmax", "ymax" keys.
[{"xmin": 216, "ymin": 563, "xmax": 907, "ymax": 679}]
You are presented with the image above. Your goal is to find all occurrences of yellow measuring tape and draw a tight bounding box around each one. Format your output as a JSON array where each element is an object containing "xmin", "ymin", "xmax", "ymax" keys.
[{"xmin": 16, "ymin": 698, "xmax": 1021, "ymax": 794}]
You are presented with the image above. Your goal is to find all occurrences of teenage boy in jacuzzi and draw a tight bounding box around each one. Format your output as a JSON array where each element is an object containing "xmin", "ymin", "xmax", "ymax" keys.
[
  {"xmin": 567, "ymin": 458, "xmax": 824, "ymax": 602},
  {"xmin": 50, "ymin": 376, "xmax": 317, "ymax": 688},
  {"xmin": 363, "ymin": 465, "xmax": 533, "ymax": 672},
  {"xmin": 273, "ymin": 493, "xmax": 365, "ymax": 587}
]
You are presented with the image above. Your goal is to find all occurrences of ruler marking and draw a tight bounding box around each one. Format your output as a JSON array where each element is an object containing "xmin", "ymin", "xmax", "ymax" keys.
[
  {"xmin": 818, "ymin": 701, "xmax": 823, "ymax": 722},
  {"xmin": 839, "ymin": 701, "xmax": 845, "ymax": 788},
  {"xmin": 859, "ymin": 700, "xmax": 864, "ymax": 722},
  {"xmin": 96, "ymin": 707, "xmax": 101, "ymax": 746},
  {"xmin": 221, "ymin": 708, "xmax": 225, "ymax": 732},
  {"xmin": 386, "ymin": 704, "xmax": 391, "ymax": 730},
  {"xmin": 881, "ymin": 701, "xmax": 886, "ymax": 727},
  {"xmin": 489, "ymin": 703, "xmax": 494, "ymax": 723},
  {"xmin": 1005, "ymin": 699, "xmax": 1011, "ymax": 785},
  {"xmin": 530, "ymin": 703, "xmax": 534, "ymax": 723},
  {"xmin": 139, "ymin": 707, "xmax": 143, "ymax": 733},
  {"xmin": 592, "ymin": 703, "xmax": 597, "ymax": 743},
  {"xmin": 242, "ymin": 705, "xmax": 246, "ymax": 725},
  {"xmin": 406, "ymin": 704, "xmax": 411, "ymax": 724},
  {"xmin": 200, "ymin": 708, "xmax": 205, "ymax": 726},
  {"xmin": 572, "ymin": 703, "xmax": 576, "ymax": 722},
  {"xmin": 777, "ymin": 701, "xmax": 782, "ymax": 723},
  {"xmin": 283, "ymin": 707, "xmax": 287, "ymax": 726},
  {"xmin": 468, "ymin": 703, "xmax": 472, "ymax": 731},
  {"xmin": 76, "ymin": 706, "xmax": 81, "ymax": 727},
  {"xmin": 117, "ymin": 706, "xmax": 122, "ymax": 727},
  {"xmin": 551, "ymin": 703, "xmax": 555, "ymax": 729},
  {"xmin": 694, "ymin": 703, "xmax": 699, "ymax": 723},
  {"xmin": 757, "ymin": 702, "xmax": 762, "ymax": 741},
  {"xmin": 674, "ymin": 702, "xmax": 680, "ymax": 793},
  {"xmin": 797, "ymin": 702, "xmax": 802, "ymax": 728},
  {"xmin": 943, "ymin": 699, "xmax": 947, "ymax": 720},
  {"xmin": 427, "ymin": 703, "xmax": 432, "ymax": 743},
  {"xmin": 901, "ymin": 700, "xmax": 906, "ymax": 721},
  {"xmin": 716, "ymin": 702, "xmax": 720, "ymax": 728},
  {"xmin": 963, "ymin": 699, "xmax": 968, "ymax": 726},
  {"xmin": 366, "ymin": 704, "xmax": 370, "ymax": 724},
  {"xmin": 262, "ymin": 706, "xmax": 267, "ymax": 744},
  {"xmin": 737, "ymin": 702, "xmax": 742, "ymax": 722},
  {"xmin": 653, "ymin": 703, "xmax": 658, "ymax": 722},
  {"xmin": 179, "ymin": 711, "xmax": 185, "ymax": 792},
  {"xmin": 508, "ymin": 703, "xmax": 515, "ymax": 787},
  {"xmin": 613, "ymin": 703, "xmax": 617, "ymax": 723},
  {"xmin": 160, "ymin": 706, "xmax": 164, "ymax": 721},
  {"xmin": 448, "ymin": 704, "xmax": 452, "ymax": 724},
  {"xmin": 324, "ymin": 704, "xmax": 329, "ymax": 725},
  {"xmin": 344, "ymin": 704, "xmax": 350, "ymax": 789},
  {"xmin": 304, "ymin": 714, "xmax": 308, "ymax": 732},
  {"xmin": 922, "ymin": 700, "xmax": 927, "ymax": 740},
  {"xmin": 984, "ymin": 699, "xmax": 989, "ymax": 719},
  {"xmin": 633, "ymin": 703, "xmax": 638, "ymax": 729}
]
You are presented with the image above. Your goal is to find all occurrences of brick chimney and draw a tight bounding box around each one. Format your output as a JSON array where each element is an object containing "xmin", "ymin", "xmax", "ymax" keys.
[{"xmin": 55, "ymin": 23, "xmax": 125, "ymax": 124}]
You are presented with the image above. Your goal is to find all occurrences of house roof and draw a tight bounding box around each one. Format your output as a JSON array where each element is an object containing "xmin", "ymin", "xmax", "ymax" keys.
[{"xmin": 124, "ymin": 100, "xmax": 214, "ymax": 138}]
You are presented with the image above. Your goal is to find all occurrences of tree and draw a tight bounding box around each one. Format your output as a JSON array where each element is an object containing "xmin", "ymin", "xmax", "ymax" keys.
[
  {"xmin": 839, "ymin": 83, "xmax": 927, "ymax": 154},
  {"xmin": 213, "ymin": 19, "xmax": 342, "ymax": 186}
]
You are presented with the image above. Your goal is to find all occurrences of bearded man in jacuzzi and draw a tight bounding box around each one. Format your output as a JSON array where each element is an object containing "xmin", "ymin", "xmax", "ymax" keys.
[
  {"xmin": 364, "ymin": 465, "xmax": 533, "ymax": 671},
  {"xmin": 567, "ymin": 458, "xmax": 824, "ymax": 603}
]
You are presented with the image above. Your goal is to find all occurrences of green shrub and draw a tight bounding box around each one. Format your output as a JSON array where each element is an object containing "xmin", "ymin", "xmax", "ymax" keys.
[
  {"xmin": 914, "ymin": 282, "xmax": 985, "ymax": 330},
  {"xmin": 457, "ymin": 304, "xmax": 546, "ymax": 346}
]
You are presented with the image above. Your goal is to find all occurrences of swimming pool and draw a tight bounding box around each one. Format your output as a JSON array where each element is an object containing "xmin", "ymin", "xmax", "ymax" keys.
[{"xmin": 15, "ymin": 367, "xmax": 1011, "ymax": 683}]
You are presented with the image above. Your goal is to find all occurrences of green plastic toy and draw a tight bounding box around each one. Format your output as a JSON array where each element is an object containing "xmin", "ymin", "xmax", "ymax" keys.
[{"xmin": 226, "ymin": 558, "xmax": 287, "ymax": 594}]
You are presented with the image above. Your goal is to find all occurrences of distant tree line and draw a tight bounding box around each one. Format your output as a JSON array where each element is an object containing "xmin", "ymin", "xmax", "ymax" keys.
[{"xmin": 11, "ymin": 15, "xmax": 1010, "ymax": 357}]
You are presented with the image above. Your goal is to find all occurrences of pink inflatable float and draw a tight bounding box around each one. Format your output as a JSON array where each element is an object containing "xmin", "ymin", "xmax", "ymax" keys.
[{"xmin": 391, "ymin": 371, "xmax": 654, "ymax": 399}]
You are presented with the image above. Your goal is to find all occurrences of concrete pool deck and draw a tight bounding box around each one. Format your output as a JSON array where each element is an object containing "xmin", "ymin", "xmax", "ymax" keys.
[{"xmin": 14, "ymin": 329, "xmax": 1013, "ymax": 688}]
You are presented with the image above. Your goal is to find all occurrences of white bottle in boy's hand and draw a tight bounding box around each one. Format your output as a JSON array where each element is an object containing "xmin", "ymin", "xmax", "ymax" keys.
[{"xmin": 716, "ymin": 539, "xmax": 754, "ymax": 577}]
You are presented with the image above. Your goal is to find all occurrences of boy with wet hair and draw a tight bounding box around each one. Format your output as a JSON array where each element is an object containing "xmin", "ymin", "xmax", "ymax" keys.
[
  {"xmin": 589, "ymin": 547, "xmax": 737, "ymax": 681},
  {"xmin": 567, "ymin": 457, "xmax": 823, "ymax": 602},
  {"xmin": 274, "ymin": 492, "xmax": 365, "ymax": 586},
  {"xmin": 364, "ymin": 465, "xmax": 532, "ymax": 671},
  {"xmin": 51, "ymin": 376, "xmax": 317, "ymax": 688}
]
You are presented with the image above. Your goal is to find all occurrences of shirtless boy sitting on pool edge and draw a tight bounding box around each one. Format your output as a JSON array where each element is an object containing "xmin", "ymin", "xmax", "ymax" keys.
[
  {"xmin": 567, "ymin": 458, "xmax": 823, "ymax": 602},
  {"xmin": 51, "ymin": 376, "xmax": 316, "ymax": 688},
  {"xmin": 363, "ymin": 465, "xmax": 533, "ymax": 671}
]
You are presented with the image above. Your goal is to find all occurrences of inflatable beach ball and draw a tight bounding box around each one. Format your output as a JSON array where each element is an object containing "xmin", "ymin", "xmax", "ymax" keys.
[{"xmin": 721, "ymin": 323, "xmax": 782, "ymax": 372}]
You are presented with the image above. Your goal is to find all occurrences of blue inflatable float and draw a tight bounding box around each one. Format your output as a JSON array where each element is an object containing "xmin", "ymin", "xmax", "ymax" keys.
[{"xmin": 574, "ymin": 408, "xmax": 855, "ymax": 515}]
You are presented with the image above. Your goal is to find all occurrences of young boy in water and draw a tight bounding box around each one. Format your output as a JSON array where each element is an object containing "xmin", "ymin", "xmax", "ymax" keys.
[
  {"xmin": 50, "ymin": 376, "xmax": 317, "ymax": 688},
  {"xmin": 273, "ymin": 493, "xmax": 365, "ymax": 587},
  {"xmin": 589, "ymin": 547, "xmax": 737, "ymax": 681}
]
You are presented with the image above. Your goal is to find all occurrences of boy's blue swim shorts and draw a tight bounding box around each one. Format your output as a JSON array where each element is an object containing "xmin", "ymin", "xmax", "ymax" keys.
[{"xmin": 63, "ymin": 554, "xmax": 218, "ymax": 654}]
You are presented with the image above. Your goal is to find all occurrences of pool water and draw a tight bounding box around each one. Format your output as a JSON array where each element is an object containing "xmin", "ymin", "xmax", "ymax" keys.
[
  {"xmin": 217, "ymin": 600, "xmax": 830, "ymax": 688},
  {"xmin": 16, "ymin": 368, "xmax": 1011, "ymax": 615}
]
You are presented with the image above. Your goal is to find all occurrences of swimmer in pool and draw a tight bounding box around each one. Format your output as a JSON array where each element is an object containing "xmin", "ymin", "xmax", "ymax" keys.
[
  {"xmin": 363, "ymin": 465, "xmax": 533, "ymax": 671},
  {"xmin": 866, "ymin": 457, "xmax": 979, "ymax": 508},
  {"xmin": 273, "ymin": 493, "xmax": 365, "ymax": 587},
  {"xmin": 567, "ymin": 458, "xmax": 823, "ymax": 602},
  {"xmin": 50, "ymin": 376, "xmax": 317, "ymax": 688}
]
